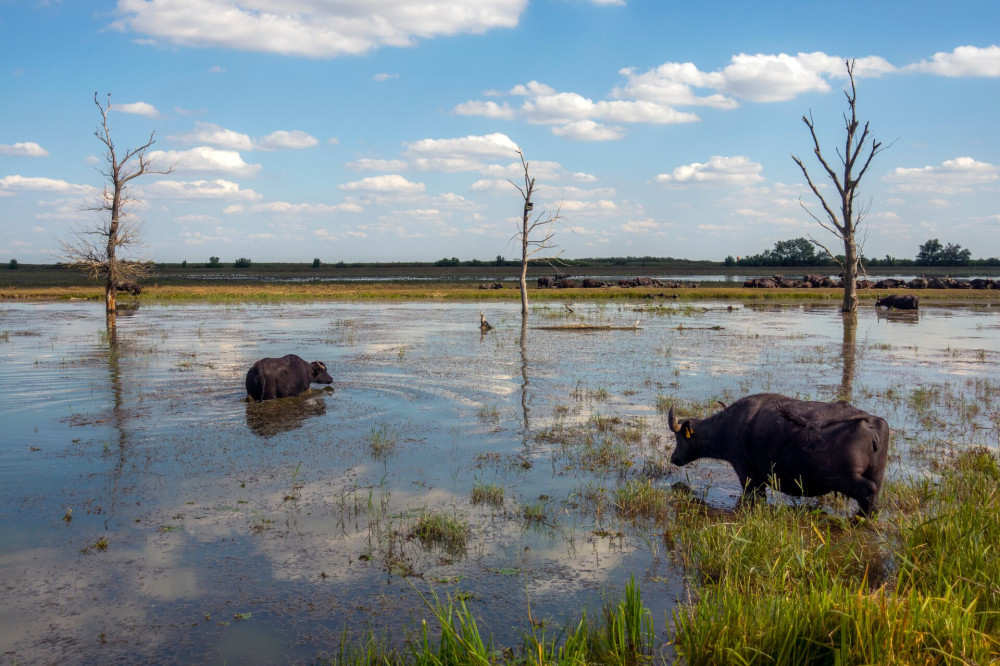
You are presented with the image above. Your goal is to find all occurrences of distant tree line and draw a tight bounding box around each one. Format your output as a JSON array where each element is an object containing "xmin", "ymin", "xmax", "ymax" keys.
[{"xmin": 726, "ymin": 238, "xmax": 998, "ymax": 268}]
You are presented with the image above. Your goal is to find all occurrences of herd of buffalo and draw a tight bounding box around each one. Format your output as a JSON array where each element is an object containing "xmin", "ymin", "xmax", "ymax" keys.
[{"xmin": 743, "ymin": 273, "xmax": 999, "ymax": 291}]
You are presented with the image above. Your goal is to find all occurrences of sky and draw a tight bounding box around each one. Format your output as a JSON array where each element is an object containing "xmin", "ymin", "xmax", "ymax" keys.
[{"xmin": 1, "ymin": 1, "xmax": 998, "ymax": 264}]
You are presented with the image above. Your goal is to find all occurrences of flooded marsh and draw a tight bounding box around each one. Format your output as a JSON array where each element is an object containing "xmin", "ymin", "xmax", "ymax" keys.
[{"xmin": 1, "ymin": 299, "xmax": 999, "ymax": 663}]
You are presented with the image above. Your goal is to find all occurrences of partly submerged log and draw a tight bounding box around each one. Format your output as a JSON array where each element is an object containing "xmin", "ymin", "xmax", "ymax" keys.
[{"xmin": 533, "ymin": 319, "xmax": 641, "ymax": 331}]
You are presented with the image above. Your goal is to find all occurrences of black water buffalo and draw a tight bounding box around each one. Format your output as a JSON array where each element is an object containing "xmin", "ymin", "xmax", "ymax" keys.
[
  {"xmin": 875, "ymin": 294, "xmax": 919, "ymax": 310},
  {"xmin": 668, "ymin": 393, "xmax": 889, "ymax": 517},
  {"xmin": 537, "ymin": 276, "xmax": 556, "ymax": 288},
  {"xmin": 245, "ymin": 354, "xmax": 334, "ymax": 402}
]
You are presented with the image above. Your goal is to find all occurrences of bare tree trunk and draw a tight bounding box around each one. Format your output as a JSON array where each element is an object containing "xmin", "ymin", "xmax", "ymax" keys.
[
  {"xmin": 520, "ymin": 209, "xmax": 529, "ymax": 316},
  {"xmin": 842, "ymin": 237, "xmax": 859, "ymax": 313}
]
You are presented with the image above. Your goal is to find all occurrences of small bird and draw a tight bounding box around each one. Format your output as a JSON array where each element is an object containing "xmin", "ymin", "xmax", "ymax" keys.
[
  {"xmin": 564, "ymin": 303, "xmax": 574, "ymax": 314},
  {"xmin": 479, "ymin": 311, "xmax": 493, "ymax": 332}
]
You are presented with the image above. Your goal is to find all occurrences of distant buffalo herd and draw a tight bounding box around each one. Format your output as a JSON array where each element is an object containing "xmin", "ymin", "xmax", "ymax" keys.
[
  {"xmin": 743, "ymin": 274, "xmax": 1000, "ymax": 290},
  {"xmin": 478, "ymin": 273, "xmax": 999, "ymax": 292}
]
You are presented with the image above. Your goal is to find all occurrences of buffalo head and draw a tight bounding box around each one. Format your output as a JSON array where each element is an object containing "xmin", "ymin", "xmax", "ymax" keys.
[
  {"xmin": 311, "ymin": 361, "xmax": 334, "ymax": 385},
  {"xmin": 667, "ymin": 405, "xmax": 699, "ymax": 466}
]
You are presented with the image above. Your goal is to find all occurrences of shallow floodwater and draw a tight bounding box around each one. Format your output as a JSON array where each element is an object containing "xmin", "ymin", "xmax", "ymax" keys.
[{"xmin": 1, "ymin": 299, "xmax": 999, "ymax": 663}]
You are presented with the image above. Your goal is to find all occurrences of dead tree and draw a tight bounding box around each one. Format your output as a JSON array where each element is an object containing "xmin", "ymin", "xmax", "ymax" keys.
[
  {"xmin": 509, "ymin": 149, "xmax": 563, "ymax": 316},
  {"xmin": 61, "ymin": 93, "xmax": 171, "ymax": 326},
  {"xmin": 792, "ymin": 60, "xmax": 887, "ymax": 314}
]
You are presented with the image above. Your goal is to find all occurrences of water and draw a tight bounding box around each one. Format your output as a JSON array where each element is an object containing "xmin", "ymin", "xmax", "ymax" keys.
[{"xmin": 1, "ymin": 299, "xmax": 999, "ymax": 663}]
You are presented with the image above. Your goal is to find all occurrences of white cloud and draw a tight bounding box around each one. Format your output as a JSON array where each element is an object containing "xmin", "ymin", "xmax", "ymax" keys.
[
  {"xmin": 884, "ymin": 157, "xmax": 999, "ymax": 194},
  {"xmin": 907, "ymin": 45, "xmax": 1000, "ymax": 77},
  {"xmin": 141, "ymin": 178, "xmax": 262, "ymax": 200},
  {"xmin": 169, "ymin": 122, "xmax": 253, "ymax": 150},
  {"xmin": 551, "ymin": 120, "xmax": 624, "ymax": 141},
  {"xmin": 0, "ymin": 175, "xmax": 94, "ymax": 194},
  {"xmin": 347, "ymin": 158, "xmax": 409, "ymax": 172},
  {"xmin": 404, "ymin": 133, "xmax": 520, "ymax": 160},
  {"xmin": 112, "ymin": 0, "xmax": 527, "ymax": 58},
  {"xmin": 652, "ymin": 155, "xmax": 764, "ymax": 187},
  {"xmin": 255, "ymin": 130, "xmax": 319, "ymax": 151},
  {"xmin": 248, "ymin": 201, "xmax": 364, "ymax": 215},
  {"xmin": 620, "ymin": 218, "xmax": 661, "ymax": 234},
  {"xmin": 0, "ymin": 142, "xmax": 49, "ymax": 157},
  {"xmin": 453, "ymin": 100, "xmax": 515, "ymax": 119},
  {"xmin": 339, "ymin": 174, "xmax": 425, "ymax": 194},
  {"xmin": 148, "ymin": 146, "xmax": 261, "ymax": 176},
  {"xmin": 458, "ymin": 79, "xmax": 699, "ymax": 141},
  {"xmin": 373, "ymin": 73, "xmax": 399, "ymax": 82},
  {"xmin": 167, "ymin": 121, "xmax": 253, "ymax": 150},
  {"xmin": 173, "ymin": 214, "xmax": 220, "ymax": 224},
  {"xmin": 115, "ymin": 101, "xmax": 160, "ymax": 117},
  {"xmin": 169, "ymin": 123, "xmax": 318, "ymax": 151}
]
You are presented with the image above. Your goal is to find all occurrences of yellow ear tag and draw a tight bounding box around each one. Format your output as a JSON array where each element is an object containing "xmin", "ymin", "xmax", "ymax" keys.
[{"xmin": 684, "ymin": 427, "xmax": 693, "ymax": 439}]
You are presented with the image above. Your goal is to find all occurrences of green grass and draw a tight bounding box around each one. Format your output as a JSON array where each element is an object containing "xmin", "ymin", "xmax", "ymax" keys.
[
  {"xmin": 669, "ymin": 447, "xmax": 1000, "ymax": 664},
  {"xmin": 411, "ymin": 510, "xmax": 470, "ymax": 556},
  {"xmin": 470, "ymin": 482, "xmax": 504, "ymax": 509}
]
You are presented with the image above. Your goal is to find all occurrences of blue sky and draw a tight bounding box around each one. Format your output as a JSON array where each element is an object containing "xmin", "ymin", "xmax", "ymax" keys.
[{"xmin": 1, "ymin": 1, "xmax": 998, "ymax": 264}]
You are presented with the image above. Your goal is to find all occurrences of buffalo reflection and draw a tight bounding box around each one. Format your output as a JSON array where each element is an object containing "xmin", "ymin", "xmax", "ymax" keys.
[
  {"xmin": 876, "ymin": 309, "xmax": 920, "ymax": 324},
  {"xmin": 244, "ymin": 389, "xmax": 332, "ymax": 438}
]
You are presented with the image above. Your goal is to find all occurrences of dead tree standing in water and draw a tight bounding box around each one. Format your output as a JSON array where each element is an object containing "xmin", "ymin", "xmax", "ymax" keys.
[
  {"xmin": 510, "ymin": 149, "xmax": 563, "ymax": 317},
  {"xmin": 792, "ymin": 60, "xmax": 887, "ymax": 314},
  {"xmin": 61, "ymin": 93, "xmax": 172, "ymax": 329}
]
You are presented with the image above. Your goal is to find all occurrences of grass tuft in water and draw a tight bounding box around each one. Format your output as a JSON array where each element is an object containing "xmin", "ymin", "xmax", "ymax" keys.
[
  {"xmin": 471, "ymin": 482, "xmax": 504, "ymax": 509},
  {"xmin": 411, "ymin": 510, "xmax": 469, "ymax": 557}
]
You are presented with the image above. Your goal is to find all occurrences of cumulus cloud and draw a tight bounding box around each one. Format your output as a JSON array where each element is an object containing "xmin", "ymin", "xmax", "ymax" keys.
[
  {"xmin": 459, "ymin": 51, "xmax": 902, "ymax": 143},
  {"xmin": 339, "ymin": 174, "xmax": 426, "ymax": 194},
  {"xmin": 168, "ymin": 122, "xmax": 253, "ymax": 150},
  {"xmin": 884, "ymin": 157, "xmax": 999, "ymax": 194},
  {"xmin": 140, "ymin": 178, "xmax": 262, "ymax": 200},
  {"xmin": 907, "ymin": 45, "xmax": 1000, "ymax": 77},
  {"xmin": 652, "ymin": 155, "xmax": 764, "ymax": 187},
  {"xmin": 405, "ymin": 133, "xmax": 520, "ymax": 160},
  {"xmin": 453, "ymin": 100, "xmax": 515, "ymax": 119},
  {"xmin": 346, "ymin": 158, "xmax": 409, "ymax": 172},
  {"xmin": 112, "ymin": 0, "xmax": 527, "ymax": 58},
  {"xmin": 0, "ymin": 142, "xmax": 49, "ymax": 157},
  {"xmin": 169, "ymin": 122, "xmax": 318, "ymax": 151},
  {"xmin": 148, "ymin": 146, "xmax": 261, "ymax": 176},
  {"xmin": 620, "ymin": 218, "xmax": 662, "ymax": 234},
  {"xmin": 551, "ymin": 120, "xmax": 624, "ymax": 141},
  {"xmin": 246, "ymin": 201, "xmax": 364, "ymax": 214},
  {"xmin": 0, "ymin": 175, "xmax": 94, "ymax": 194},
  {"xmin": 255, "ymin": 130, "xmax": 319, "ymax": 151},
  {"xmin": 115, "ymin": 101, "xmax": 160, "ymax": 117}
]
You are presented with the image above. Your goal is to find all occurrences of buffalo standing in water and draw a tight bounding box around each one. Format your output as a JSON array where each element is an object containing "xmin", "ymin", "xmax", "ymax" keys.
[
  {"xmin": 668, "ymin": 393, "xmax": 889, "ymax": 517},
  {"xmin": 245, "ymin": 354, "xmax": 333, "ymax": 402},
  {"xmin": 875, "ymin": 294, "xmax": 919, "ymax": 310}
]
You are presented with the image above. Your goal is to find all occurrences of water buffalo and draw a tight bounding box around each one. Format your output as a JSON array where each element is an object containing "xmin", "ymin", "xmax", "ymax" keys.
[
  {"xmin": 668, "ymin": 393, "xmax": 889, "ymax": 517},
  {"xmin": 875, "ymin": 294, "xmax": 919, "ymax": 310},
  {"xmin": 536, "ymin": 276, "xmax": 556, "ymax": 288},
  {"xmin": 245, "ymin": 354, "xmax": 334, "ymax": 402}
]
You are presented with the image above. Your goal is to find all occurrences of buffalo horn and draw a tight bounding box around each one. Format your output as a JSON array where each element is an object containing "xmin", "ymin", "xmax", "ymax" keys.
[
  {"xmin": 667, "ymin": 405, "xmax": 681, "ymax": 432},
  {"xmin": 717, "ymin": 400, "xmax": 728, "ymax": 410}
]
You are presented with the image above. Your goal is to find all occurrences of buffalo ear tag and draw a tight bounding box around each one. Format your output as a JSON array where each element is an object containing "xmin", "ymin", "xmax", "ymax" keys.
[{"xmin": 684, "ymin": 425, "xmax": 694, "ymax": 439}]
